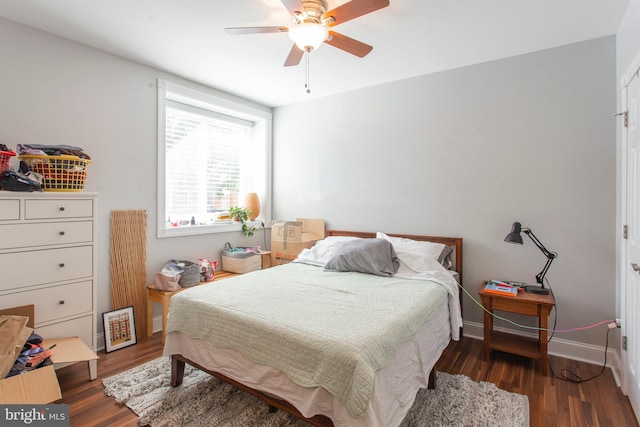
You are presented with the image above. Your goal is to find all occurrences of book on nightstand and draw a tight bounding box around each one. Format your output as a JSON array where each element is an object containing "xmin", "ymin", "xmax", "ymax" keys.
[{"xmin": 484, "ymin": 281, "xmax": 519, "ymax": 297}]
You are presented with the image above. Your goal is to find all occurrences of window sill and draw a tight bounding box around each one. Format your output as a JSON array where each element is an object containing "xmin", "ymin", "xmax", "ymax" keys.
[{"xmin": 157, "ymin": 220, "xmax": 264, "ymax": 238}]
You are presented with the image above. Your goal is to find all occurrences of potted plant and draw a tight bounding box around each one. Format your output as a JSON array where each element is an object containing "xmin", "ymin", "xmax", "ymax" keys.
[{"xmin": 229, "ymin": 207, "xmax": 256, "ymax": 237}]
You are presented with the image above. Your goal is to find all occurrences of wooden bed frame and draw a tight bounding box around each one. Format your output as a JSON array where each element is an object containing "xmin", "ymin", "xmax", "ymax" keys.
[{"xmin": 170, "ymin": 230, "xmax": 463, "ymax": 427}]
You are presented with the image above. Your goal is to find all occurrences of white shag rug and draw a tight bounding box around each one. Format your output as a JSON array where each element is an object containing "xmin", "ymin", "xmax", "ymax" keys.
[{"xmin": 103, "ymin": 357, "xmax": 529, "ymax": 427}]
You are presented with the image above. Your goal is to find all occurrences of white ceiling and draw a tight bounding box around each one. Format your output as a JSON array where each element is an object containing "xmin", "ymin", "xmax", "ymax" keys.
[{"xmin": 0, "ymin": 0, "xmax": 630, "ymax": 107}]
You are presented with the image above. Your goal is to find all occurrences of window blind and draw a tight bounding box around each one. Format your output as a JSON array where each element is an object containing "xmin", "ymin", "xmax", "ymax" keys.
[{"xmin": 164, "ymin": 102, "xmax": 253, "ymax": 222}]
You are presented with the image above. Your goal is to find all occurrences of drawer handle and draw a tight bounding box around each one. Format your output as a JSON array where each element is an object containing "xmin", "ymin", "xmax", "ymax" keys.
[
  {"xmin": 59, "ymin": 300, "xmax": 65, "ymax": 305},
  {"xmin": 59, "ymin": 263, "xmax": 65, "ymax": 268},
  {"xmin": 59, "ymin": 231, "xmax": 65, "ymax": 236},
  {"xmin": 59, "ymin": 207, "xmax": 65, "ymax": 211}
]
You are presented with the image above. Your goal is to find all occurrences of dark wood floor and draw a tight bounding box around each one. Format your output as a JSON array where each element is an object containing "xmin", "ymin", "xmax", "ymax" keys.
[{"xmin": 55, "ymin": 333, "xmax": 638, "ymax": 427}]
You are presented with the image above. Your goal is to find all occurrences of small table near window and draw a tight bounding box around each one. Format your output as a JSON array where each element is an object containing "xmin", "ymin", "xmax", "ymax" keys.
[
  {"xmin": 146, "ymin": 270, "xmax": 239, "ymax": 344},
  {"xmin": 478, "ymin": 281, "xmax": 555, "ymax": 375}
]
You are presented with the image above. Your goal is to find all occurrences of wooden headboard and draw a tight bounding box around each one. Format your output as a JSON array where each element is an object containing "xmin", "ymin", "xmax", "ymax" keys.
[{"xmin": 326, "ymin": 230, "xmax": 463, "ymax": 284}]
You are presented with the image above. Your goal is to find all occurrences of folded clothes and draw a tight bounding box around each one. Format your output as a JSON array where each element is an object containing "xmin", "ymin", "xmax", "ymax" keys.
[
  {"xmin": 225, "ymin": 245, "xmax": 260, "ymax": 254},
  {"xmin": 15, "ymin": 144, "xmax": 46, "ymax": 156},
  {"xmin": 0, "ymin": 160, "xmax": 43, "ymax": 192},
  {"xmin": 17, "ymin": 144, "xmax": 91, "ymax": 159}
]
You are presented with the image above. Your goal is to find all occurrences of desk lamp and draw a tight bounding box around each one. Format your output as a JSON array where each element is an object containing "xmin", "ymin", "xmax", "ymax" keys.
[{"xmin": 504, "ymin": 222, "xmax": 556, "ymax": 295}]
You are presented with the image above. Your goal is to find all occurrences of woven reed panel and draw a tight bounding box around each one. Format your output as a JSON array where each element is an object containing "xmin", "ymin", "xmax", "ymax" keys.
[{"xmin": 110, "ymin": 210, "xmax": 147, "ymax": 339}]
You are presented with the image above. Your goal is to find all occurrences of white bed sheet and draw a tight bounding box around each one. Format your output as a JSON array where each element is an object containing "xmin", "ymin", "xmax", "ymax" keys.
[{"xmin": 163, "ymin": 302, "xmax": 450, "ymax": 427}]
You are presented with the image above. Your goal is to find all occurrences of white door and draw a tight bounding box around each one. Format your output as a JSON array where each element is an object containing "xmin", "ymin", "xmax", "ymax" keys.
[{"xmin": 623, "ymin": 63, "xmax": 640, "ymax": 419}]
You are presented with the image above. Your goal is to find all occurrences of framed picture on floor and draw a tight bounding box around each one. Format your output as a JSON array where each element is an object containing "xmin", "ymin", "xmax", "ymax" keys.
[{"xmin": 103, "ymin": 306, "xmax": 137, "ymax": 353}]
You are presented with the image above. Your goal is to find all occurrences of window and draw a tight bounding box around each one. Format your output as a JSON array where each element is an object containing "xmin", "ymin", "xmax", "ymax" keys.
[{"xmin": 157, "ymin": 80, "xmax": 272, "ymax": 238}]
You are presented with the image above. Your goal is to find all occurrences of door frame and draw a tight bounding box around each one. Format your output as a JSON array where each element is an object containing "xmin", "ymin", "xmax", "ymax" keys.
[{"xmin": 621, "ymin": 49, "xmax": 640, "ymax": 400}]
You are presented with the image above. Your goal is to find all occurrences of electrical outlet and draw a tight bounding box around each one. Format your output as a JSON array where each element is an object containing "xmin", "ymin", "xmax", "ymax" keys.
[{"xmin": 616, "ymin": 318, "xmax": 622, "ymax": 328}]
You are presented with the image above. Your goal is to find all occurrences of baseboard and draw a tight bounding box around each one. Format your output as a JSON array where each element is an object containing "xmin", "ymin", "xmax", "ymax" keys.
[
  {"xmin": 97, "ymin": 331, "xmax": 105, "ymax": 352},
  {"xmin": 151, "ymin": 315, "xmax": 163, "ymax": 337},
  {"xmin": 463, "ymin": 321, "xmax": 622, "ymax": 386}
]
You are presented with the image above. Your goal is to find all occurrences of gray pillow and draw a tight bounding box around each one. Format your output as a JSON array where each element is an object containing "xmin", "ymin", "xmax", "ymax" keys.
[
  {"xmin": 438, "ymin": 245, "xmax": 454, "ymax": 269},
  {"xmin": 324, "ymin": 238, "xmax": 399, "ymax": 277}
]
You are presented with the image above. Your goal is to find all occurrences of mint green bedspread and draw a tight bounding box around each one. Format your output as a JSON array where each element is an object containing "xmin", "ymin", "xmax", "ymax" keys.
[{"xmin": 166, "ymin": 262, "xmax": 449, "ymax": 417}]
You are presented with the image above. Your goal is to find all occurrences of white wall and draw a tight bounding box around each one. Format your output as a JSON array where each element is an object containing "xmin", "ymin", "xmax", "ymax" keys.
[
  {"xmin": 617, "ymin": 0, "xmax": 640, "ymax": 71},
  {"xmin": 0, "ymin": 16, "xmax": 619, "ymax": 351},
  {"xmin": 273, "ymin": 36, "xmax": 617, "ymax": 348},
  {"xmin": 0, "ymin": 18, "xmax": 271, "ymax": 335}
]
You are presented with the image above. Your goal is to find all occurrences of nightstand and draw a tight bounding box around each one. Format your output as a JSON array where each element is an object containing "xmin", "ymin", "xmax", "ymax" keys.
[
  {"xmin": 478, "ymin": 281, "xmax": 555, "ymax": 375},
  {"xmin": 146, "ymin": 270, "xmax": 239, "ymax": 344}
]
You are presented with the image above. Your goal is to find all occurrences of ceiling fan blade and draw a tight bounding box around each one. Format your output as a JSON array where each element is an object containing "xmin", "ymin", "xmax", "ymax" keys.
[
  {"xmin": 325, "ymin": 31, "xmax": 372, "ymax": 57},
  {"xmin": 284, "ymin": 44, "xmax": 304, "ymax": 67},
  {"xmin": 280, "ymin": 0, "xmax": 305, "ymax": 18},
  {"xmin": 225, "ymin": 26, "xmax": 289, "ymax": 35},
  {"xmin": 323, "ymin": 0, "xmax": 390, "ymax": 27}
]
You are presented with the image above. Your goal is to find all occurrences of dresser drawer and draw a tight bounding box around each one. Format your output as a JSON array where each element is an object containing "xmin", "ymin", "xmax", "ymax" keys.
[
  {"xmin": 0, "ymin": 221, "xmax": 93, "ymax": 250},
  {"xmin": 36, "ymin": 315, "xmax": 94, "ymax": 349},
  {"xmin": 0, "ymin": 199, "xmax": 20, "ymax": 220},
  {"xmin": 25, "ymin": 199, "xmax": 93, "ymax": 219},
  {"xmin": 0, "ymin": 281, "xmax": 92, "ymax": 324},
  {"xmin": 0, "ymin": 246, "xmax": 93, "ymax": 291}
]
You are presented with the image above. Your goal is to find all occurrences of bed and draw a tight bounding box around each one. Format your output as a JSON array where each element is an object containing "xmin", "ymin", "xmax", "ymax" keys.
[{"xmin": 163, "ymin": 230, "xmax": 463, "ymax": 427}]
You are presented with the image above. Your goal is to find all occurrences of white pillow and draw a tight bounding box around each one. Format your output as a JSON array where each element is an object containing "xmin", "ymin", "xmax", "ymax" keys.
[
  {"xmin": 293, "ymin": 236, "xmax": 362, "ymax": 267},
  {"xmin": 376, "ymin": 232, "xmax": 453, "ymax": 272}
]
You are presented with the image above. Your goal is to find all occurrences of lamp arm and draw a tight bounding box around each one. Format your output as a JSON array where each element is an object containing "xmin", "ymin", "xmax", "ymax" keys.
[
  {"xmin": 523, "ymin": 229, "xmax": 557, "ymax": 285},
  {"xmin": 523, "ymin": 229, "xmax": 555, "ymax": 259},
  {"xmin": 535, "ymin": 258, "xmax": 555, "ymax": 285}
]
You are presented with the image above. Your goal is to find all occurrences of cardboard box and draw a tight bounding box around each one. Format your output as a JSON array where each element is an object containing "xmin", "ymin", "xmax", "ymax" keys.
[
  {"xmin": 222, "ymin": 252, "xmax": 262, "ymax": 273},
  {"xmin": 0, "ymin": 315, "xmax": 30, "ymax": 379},
  {"xmin": 271, "ymin": 218, "xmax": 325, "ymax": 266},
  {"xmin": 260, "ymin": 250, "xmax": 271, "ymax": 269},
  {"xmin": 0, "ymin": 365, "xmax": 60, "ymax": 404},
  {"xmin": 0, "ymin": 305, "xmax": 99, "ymax": 404}
]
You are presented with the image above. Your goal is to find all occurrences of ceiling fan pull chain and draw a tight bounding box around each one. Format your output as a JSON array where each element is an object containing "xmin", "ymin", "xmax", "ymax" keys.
[{"xmin": 305, "ymin": 52, "xmax": 311, "ymax": 94}]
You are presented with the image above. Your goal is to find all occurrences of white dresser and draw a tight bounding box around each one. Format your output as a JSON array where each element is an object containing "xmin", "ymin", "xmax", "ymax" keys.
[{"xmin": 0, "ymin": 192, "xmax": 98, "ymax": 356}]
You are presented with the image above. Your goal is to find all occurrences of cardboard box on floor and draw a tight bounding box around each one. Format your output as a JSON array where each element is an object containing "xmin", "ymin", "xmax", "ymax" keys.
[
  {"xmin": 0, "ymin": 305, "xmax": 99, "ymax": 404},
  {"xmin": 271, "ymin": 218, "xmax": 325, "ymax": 266}
]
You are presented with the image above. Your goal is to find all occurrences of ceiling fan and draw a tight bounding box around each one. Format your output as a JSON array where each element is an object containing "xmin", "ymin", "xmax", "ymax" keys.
[{"xmin": 225, "ymin": 0, "xmax": 390, "ymax": 67}]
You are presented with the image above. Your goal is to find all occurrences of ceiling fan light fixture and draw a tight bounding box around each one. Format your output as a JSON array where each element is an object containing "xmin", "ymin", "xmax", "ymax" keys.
[{"xmin": 289, "ymin": 23, "xmax": 328, "ymax": 52}]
